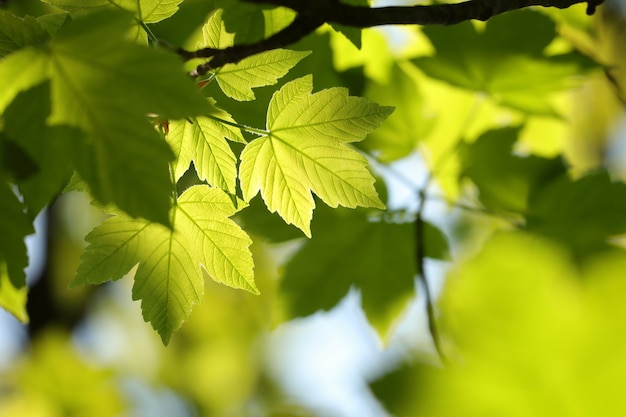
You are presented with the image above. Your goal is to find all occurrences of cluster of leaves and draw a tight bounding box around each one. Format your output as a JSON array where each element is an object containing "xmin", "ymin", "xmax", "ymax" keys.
[
  {"xmin": 0, "ymin": 0, "xmax": 394, "ymax": 344},
  {"xmin": 3, "ymin": 0, "xmax": 626, "ymax": 415}
]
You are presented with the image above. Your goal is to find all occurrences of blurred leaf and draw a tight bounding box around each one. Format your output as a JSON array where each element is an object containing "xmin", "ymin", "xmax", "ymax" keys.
[
  {"xmin": 459, "ymin": 126, "xmax": 565, "ymax": 213},
  {"xmin": 0, "ymin": 11, "xmax": 48, "ymax": 57},
  {"xmin": 236, "ymin": 195, "xmax": 303, "ymax": 243},
  {"xmin": 330, "ymin": 0, "xmax": 369, "ymax": 49},
  {"xmin": 0, "ymin": 261, "xmax": 28, "ymax": 323},
  {"xmin": 373, "ymin": 233, "xmax": 626, "ymax": 416},
  {"xmin": 36, "ymin": 12, "xmax": 69, "ymax": 35},
  {"xmin": 4, "ymin": 331, "xmax": 126, "ymax": 417},
  {"xmin": 527, "ymin": 170, "xmax": 626, "ymax": 256},
  {"xmin": 414, "ymin": 10, "xmax": 597, "ymax": 115},
  {"xmin": 0, "ymin": 182, "xmax": 32, "ymax": 288},
  {"xmin": 215, "ymin": 0, "xmax": 266, "ymax": 43},
  {"xmin": 3, "ymin": 82, "xmax": 82, "ymax": 214},
  {"xmin": 0, "ymin": 135, "xmax": 38, "ymax": 182},
  {"xmin": 280, "ymin": 206, "xmax": 416, "ymax": 334},
  {"xmin": 0, "ymin": 10, "xmax": 212, "ymax": 225},
  {"xmin": 280, "ymin": 203, "xmax": 448, "ymax": 334},
  {"xmin": 370, "ymin": 361, "xmax": 440, "ymax": 417},
  {"xmin": 362, "ymin": 63, "xmax": 434, "ymax": 162}
]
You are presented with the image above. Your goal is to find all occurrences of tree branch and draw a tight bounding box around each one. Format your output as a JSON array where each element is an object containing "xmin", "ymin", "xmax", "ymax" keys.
[
  {"xmin": 180, "ymin": 0, "xmax": 603, "ymax": 75},
  {"xmin": 246, "ymin": 0, "xmax": 603, "ymax": 26}
]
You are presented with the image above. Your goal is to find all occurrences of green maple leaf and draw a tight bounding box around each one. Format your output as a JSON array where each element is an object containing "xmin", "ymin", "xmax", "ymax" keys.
[
  {"xmin": 0, "ymin": 182, "xmax": 33, "ymax": 289},
  {"xmin": 168, "ymin": 99, "xmax": 244, "ymax": 194},
  {"xmin": 239, "ymin": 75, "xmax": 392, "ymax": 236},
  {"xmin": 73, "ymin": 185, "xmax": 257, "ymax": 344},
  {"xmin": 200, "ymin": 9, "xmax": 310, "ymax": 101},
  {"xmin": 0, "ymin": 10, "xmax": 211, "ymax": 224}
]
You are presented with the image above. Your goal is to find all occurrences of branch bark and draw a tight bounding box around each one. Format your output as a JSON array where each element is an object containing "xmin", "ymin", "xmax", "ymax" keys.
[{"xmin": 180, "ymin": 0, "xmax": 603, "ymax": 75}]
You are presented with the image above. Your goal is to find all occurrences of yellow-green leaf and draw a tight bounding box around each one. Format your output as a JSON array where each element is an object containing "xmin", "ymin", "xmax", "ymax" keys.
[
  {"xmin": 239, "ymin": 76, "xmax": 391, "ymax": 236},
  {"xmin": 168, "ymin": 99, "xmax": 244, "ymax": 193},
  {"xmin": 73, "ymin": 185, "xmax": 256, "ymax": 344}
]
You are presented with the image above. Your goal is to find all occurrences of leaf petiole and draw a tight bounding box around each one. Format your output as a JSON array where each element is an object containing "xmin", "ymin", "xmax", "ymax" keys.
[{"xmin": 205, "ymin": 114, "xmax": 268, "ymax": 137}]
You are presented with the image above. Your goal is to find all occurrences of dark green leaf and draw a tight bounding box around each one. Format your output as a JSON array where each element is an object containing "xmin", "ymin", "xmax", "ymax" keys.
[
  {"xmin": 361, "ymin": 63, "xmax": 434, "ymax": 162},
  {"xmin": 280, "ymin": 205, "xmax": 416, "ymax": 332},
  {"xmin": 0, "ymin": 135, "xmax": 38, "ymax": 182},
  {"xmin": 0, "ymin": 10, "xmax": 213, "ymax": 224},
  {"xmin": 0, "ymin": 11, "xmax": 48, "ymax": 57},
  {"xmin": 0, "ymin": 182, "xmax": 33, "ymax": 288},
  {"xmin": 527, "ymin": 170, "xmax": 626, "ymax": 256},
  {"xmin": 459, "ymin": 127, "xmax": 565, "ymax": 213},
  {"xmin": 2, "ymin": 82, "xmax": 82, "ymax": 214}
]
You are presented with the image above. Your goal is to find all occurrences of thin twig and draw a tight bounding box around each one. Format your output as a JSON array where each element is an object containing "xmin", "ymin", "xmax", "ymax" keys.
[{"xmin": 415, "ymin": 189, "xmax": 448, "ymax": 366}]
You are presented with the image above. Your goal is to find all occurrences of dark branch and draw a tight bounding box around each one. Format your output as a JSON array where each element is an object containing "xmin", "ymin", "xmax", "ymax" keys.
[
  {"xmin": 246, "ymin": 0, "xmax": 603, "ymax": 26},
  {"xmin": 180, "ymin": 14, "xmax": 323, "ymax": 76},
  {"xmin": 180, "ymin": 0, "xmax": 603, "ymax": 75}
]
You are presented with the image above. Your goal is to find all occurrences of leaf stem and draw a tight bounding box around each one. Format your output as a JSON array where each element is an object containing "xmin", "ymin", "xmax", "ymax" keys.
[
  {"xmin": 140, "ymin": 21, "xmax": 159, "ymax": 46},
  {"xmin": 205, "ymin": 114, "xmax": 268, "ymax": 137}
]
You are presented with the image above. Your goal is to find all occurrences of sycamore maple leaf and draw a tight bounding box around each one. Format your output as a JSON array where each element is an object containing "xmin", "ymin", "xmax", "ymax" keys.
[
  {"xmin": 239, "ymin": 75, "xmax": 393, "ymax": 237},
  {"xmin": 73, "ymin": 185, "xmax": 256, "ymax": 344}
]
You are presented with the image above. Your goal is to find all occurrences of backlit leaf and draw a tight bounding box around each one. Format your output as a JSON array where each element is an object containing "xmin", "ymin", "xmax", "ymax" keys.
[
  {"xmin": 73, "ymin": 185, "xmax": 256, "ymax": 344},
  {"xmin": 239, "ymin": 75, "xmax": 391, "ymax": 236},
  {"xmin": 168, "ymin": 99, "xmax": 244, "ymax": 193},
  {"xmin": 0, "ymin": 260, "xmax": 29, "ymax": 323}
]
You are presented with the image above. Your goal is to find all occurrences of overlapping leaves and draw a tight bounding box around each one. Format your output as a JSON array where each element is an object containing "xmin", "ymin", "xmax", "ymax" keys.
[
  {"xmin": 0, "ymin": 11, "xmax": 48, "ymax": 57},
  {"xmin": 460, "ymin": 127, "xmax": 626, "ymax": 256},
  {"xmin": 0, "ymin": 10, "xmax": 211, "ymax": 224},
  {"xmin": 414, "ymin": 10, "xmax": 597, "ymax": 115},
  {"xmin": 74, "ymin": 186, "xmax": 256, "ymax": 344},
  {"xmin": 373, "ymin": 233, "xmax": 626, "ymax": 416},
  {"xmin": 280, "ymin": 204, "xmax": 449, "ymax": 335},
  {"xmin": 168, "ymin": 99, "xmax": 244, "ymax": 194},
  {"xmin": 239, "ymin": 75, "xmax": 392, "ymax": 236},
  {"xmin": 200, "ymin": 9, "xmax": 310, "ymax": 101}
]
